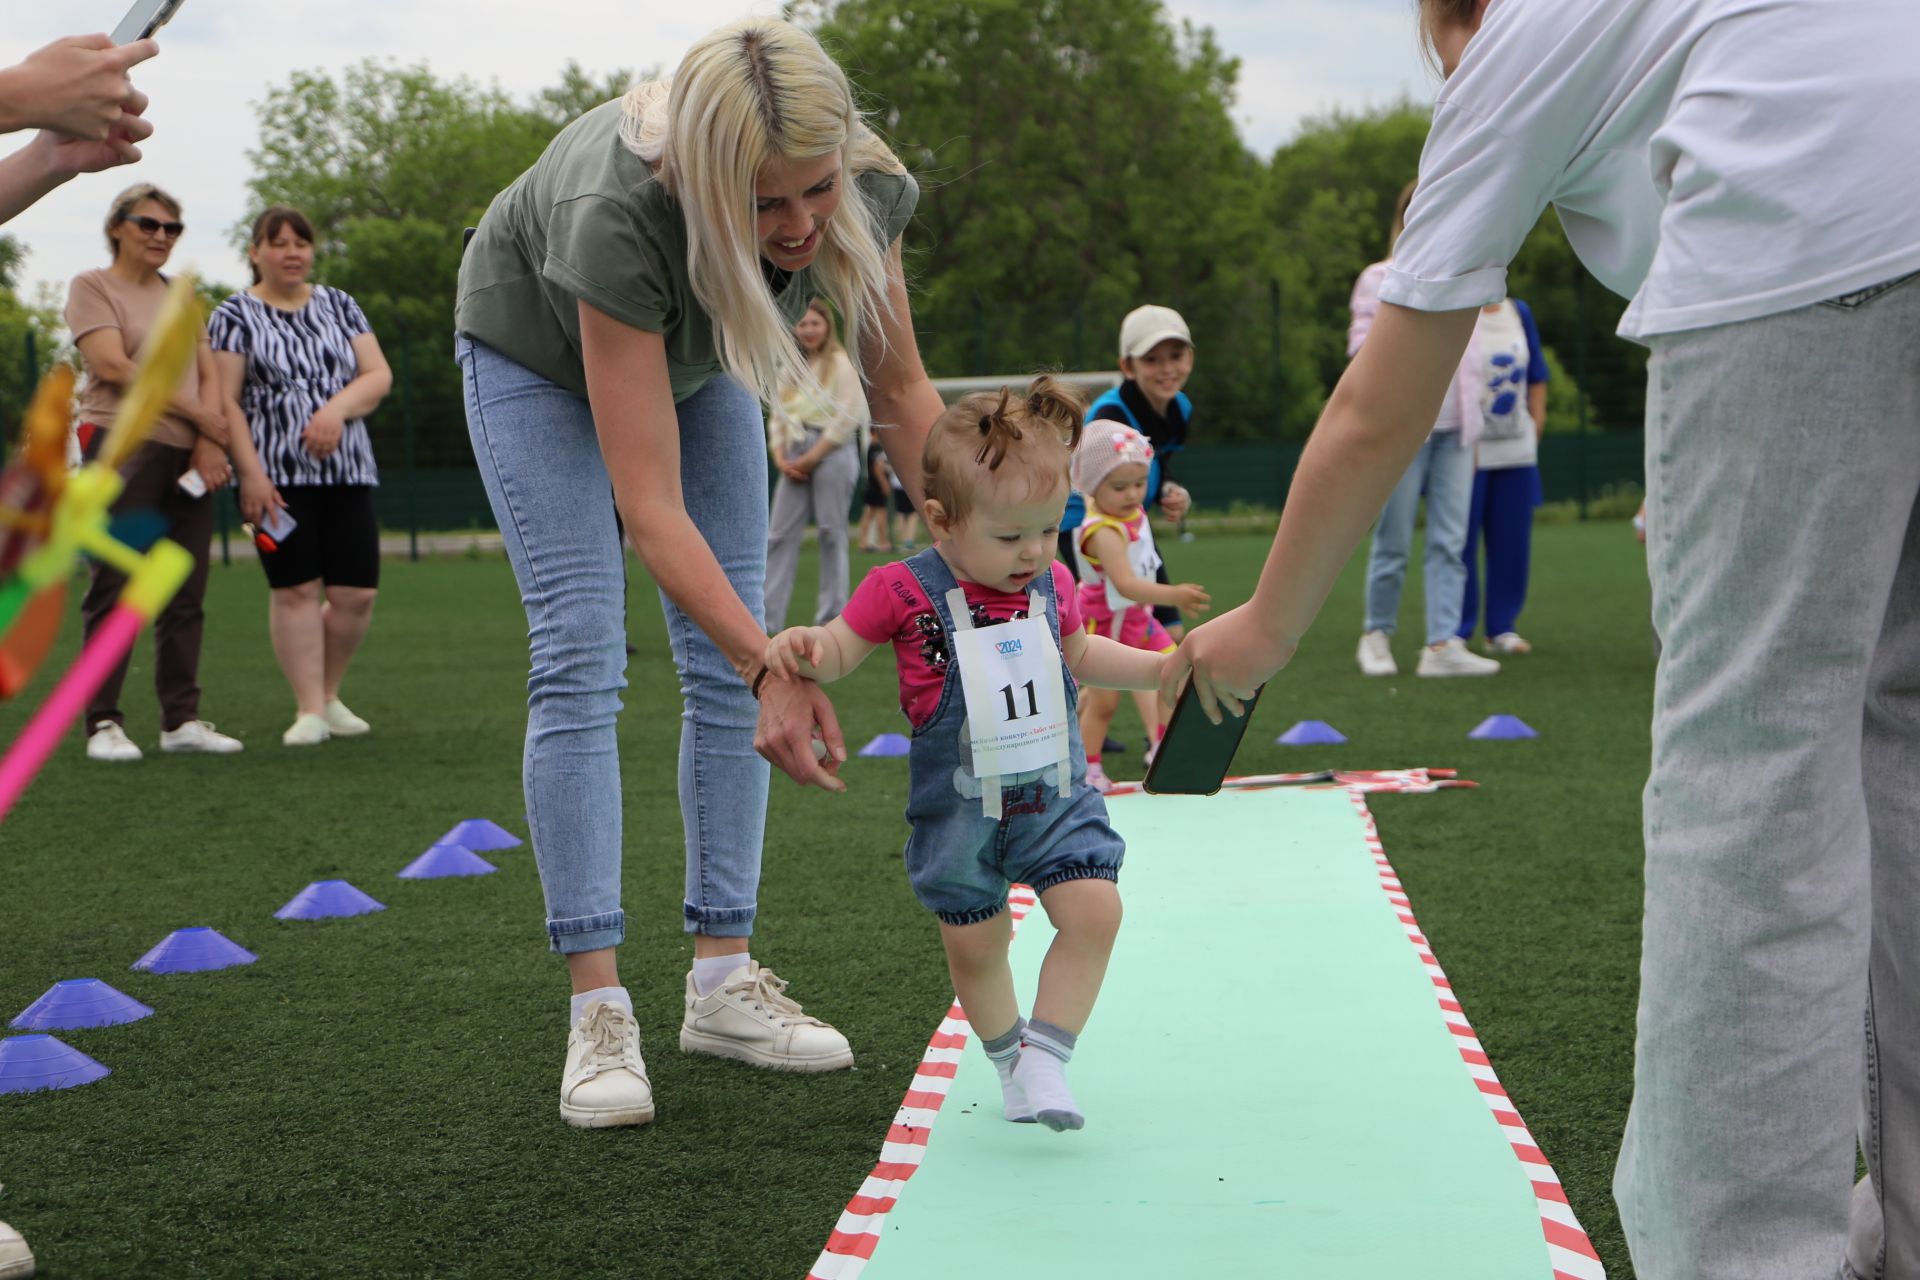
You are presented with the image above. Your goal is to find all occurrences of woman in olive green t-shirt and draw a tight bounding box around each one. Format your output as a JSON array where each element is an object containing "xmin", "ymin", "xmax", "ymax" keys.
[{"xmin": 455, "ymin": 17, "xmax": 946, "ymax": 1130}]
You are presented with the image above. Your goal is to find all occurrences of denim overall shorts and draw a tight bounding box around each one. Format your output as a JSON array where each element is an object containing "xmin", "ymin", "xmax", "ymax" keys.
[{"xmin": 899, "ymin": 549, "xmax": 1125, "ymax": 925}]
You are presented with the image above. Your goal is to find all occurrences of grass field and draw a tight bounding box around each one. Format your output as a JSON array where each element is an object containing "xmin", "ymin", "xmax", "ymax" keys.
[{"xmin": 0, "ymin": 519, "xmax": 1655, "ymax": 1279}]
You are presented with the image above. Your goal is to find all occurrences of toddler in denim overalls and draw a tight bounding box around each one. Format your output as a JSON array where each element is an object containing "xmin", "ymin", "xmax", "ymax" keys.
[{"xmin": 766, "ymin": 377, "xmax": 1168, "ymax": 1130}]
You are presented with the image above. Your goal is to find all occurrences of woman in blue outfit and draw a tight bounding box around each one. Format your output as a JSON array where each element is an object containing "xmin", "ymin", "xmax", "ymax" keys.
[
  {"xmin": 453, "ymin": 17, "xmax": 945, "ymax": 1131},
  {"xmin": 1457, "ymin": 296, "xmax": 1548, "ymax": 654}
]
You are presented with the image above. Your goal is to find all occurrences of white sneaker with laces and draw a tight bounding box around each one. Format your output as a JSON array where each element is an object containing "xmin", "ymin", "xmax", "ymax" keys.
[
  {"xmin": 561, "ymin": 1000, "xmax": 655, "ymax": 1128},
  {"xmin": 323, "ymin": 698, "xmax": 370, "ymax": 736},
  {"xmin": 157, "ymin": 721, "xmax": 243, "ymax": 754},
  {"xmin": 1486, "ymin": 632, "xmax": 1533, "ymax": 655},
  {"xmin": 1417, "ymin": 637, "xmax": 1501, "ymax": 677},
  {"xmin": 1356, "ymin": 630, "xmax": 1398, "ymax": 677},
  {"xmin": 282, "ymin": 713, "xmax": 331, "ymax": 747},
  {"xmin": 85, "ymin": 721, "xmax": 142, "ymax": 763},
  {"xmin": 680, "ymin": 961, "xmax": 854, "ymax": 1072},
  {"xmin": 1085, "ymin": 761, "xmax": 1114, "ymax": 794},
  {"xmin": 0, "ymin": 1216, "xmax": 31, "ymax": 1280}
]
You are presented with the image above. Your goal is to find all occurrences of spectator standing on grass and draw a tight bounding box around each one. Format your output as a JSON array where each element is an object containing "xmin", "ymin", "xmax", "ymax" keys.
[
  {"xmin": 68, "ymin": 183, "xmax": 242, "ymax": 762},
  {"xmin": 210, "ymin": 206, "xmax": 393, "ymax": 748},
  {"xmin": 858, "ymin": 436, "xmax": 891, "ymax": 551},
  {"xmin": 0, "ymin": 34, "xmax": 157, "ymax": 227},
  {"xmin": 1164, "ymin": 2, "xmax": 1920, "ymax": 1276},
  {"xmin": 1352, "ymin": 181, "xmax": 1498, "ymax": 680},
  {"xmin": 455, "ymin": 17, "xmax": 944, "ymax": 1130},
  {"xmin": 763, "ymin": 298, "xmax": 866, "ymax": 628},
  {"xmin": 1457, "ymin": 296, "xmax": 1548, "ymax": 654}
]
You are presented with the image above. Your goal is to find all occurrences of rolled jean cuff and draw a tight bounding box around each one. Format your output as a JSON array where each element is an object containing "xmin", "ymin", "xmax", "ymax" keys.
[
  {"xmin": 1029, "ymin": 865, "xmax": 1120, "ymax": 897},
  {"xmin": 684, "ymin": 901, "xmax": 757, "ymax": 937},
  {"xmin": 547, "ymin": 911, "xmax": 624, "ymax": 955},
  {"xmin": 933, "ymin": 898, "xmax": 1009, "ymax": 928}
]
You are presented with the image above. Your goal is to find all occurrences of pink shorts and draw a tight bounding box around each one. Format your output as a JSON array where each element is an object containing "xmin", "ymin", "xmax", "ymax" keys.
[{"xmin": 1088, "ymin": 605, "xmax": 1175, "ymax": 654}]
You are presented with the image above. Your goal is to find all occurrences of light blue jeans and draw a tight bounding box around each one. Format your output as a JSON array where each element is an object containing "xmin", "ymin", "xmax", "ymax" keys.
[
  {"xmin": 1362, "ymin": 428, "xmax": 1474, "ymax": 645},
  {"xmin": 458, "ymin": 335, "xmax": 769, "ymax": 952}
]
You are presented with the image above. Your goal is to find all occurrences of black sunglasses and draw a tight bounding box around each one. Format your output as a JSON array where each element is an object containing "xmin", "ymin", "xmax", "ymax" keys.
[{"xmin": 122, "ymin": 214, "xmax": 185, "ymax": 239}]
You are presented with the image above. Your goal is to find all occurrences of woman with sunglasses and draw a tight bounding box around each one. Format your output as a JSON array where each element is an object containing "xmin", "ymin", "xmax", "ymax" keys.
[{"xmin": 65, "ymin": 182, "xmax": 242, "ymax": 761}]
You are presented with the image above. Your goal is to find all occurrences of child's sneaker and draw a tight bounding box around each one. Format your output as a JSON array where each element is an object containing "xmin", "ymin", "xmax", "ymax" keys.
[
  {"xmin": 85, "ymin": 721, "xmax": 142, "ymax": 762},
  {"xmin": 679, "ymin": 961, "xmax": 853, "ymax": 1072},
  {"xmin": 1356, "ymin": 630, "xmax": 1397, "ymax": 676},
  {"xmin": 560, "ymin": 1000, "xmax": 654, "ymax": 1128},
  {"xmin": 1085, "ymin": 761, "xmax": 1114, "ymax": 794},
  {"xmin": 1416, "ymin": 637, "xmax": 1501, "ymax": 677}
]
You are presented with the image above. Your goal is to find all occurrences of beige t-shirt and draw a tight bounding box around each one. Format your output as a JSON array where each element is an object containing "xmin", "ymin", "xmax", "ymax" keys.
[{"xmin": 65, "ymin": 268, "xmax": 210, "ymax": 449}]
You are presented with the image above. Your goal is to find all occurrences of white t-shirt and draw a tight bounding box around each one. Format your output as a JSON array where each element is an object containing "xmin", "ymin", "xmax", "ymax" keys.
[
  {"xmin": 1384, "ymin": 0, "xmax": 1920, "ymax": 341},
  {"xmin": 1473, "ymin": 302, "xmax": 1537, "ymax": 471}
]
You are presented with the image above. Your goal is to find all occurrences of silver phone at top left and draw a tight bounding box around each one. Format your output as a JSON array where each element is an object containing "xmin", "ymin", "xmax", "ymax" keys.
[{"xmin": 111, "ymin": 0, "xmax": 185, "ymax": 44}]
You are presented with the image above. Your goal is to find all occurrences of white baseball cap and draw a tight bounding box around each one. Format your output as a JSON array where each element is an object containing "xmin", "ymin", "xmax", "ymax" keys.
[{"xmin": 1118, "ymin": 304, "xmax": 1193, "ymax": 360}]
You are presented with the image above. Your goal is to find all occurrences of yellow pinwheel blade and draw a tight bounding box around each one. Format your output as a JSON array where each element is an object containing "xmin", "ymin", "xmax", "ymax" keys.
[
  {"xmin": 21, "ymin": 363, "xmax": 75, "ymax": 484},
  {"xmin": 98, "ymin": 274, "xmax": 202, "ymax": 470}
]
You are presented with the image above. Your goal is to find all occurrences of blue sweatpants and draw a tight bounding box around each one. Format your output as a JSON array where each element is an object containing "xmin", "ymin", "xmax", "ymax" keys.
[{"xmin": 1457, "ymin": 465, "xmax": 1542, "ymax": 641}]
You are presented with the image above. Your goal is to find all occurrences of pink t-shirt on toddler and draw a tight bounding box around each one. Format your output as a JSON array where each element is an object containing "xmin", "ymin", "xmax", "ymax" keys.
[{"xmin": 841, "ymin": 558, "xmax": 1084, "ymax": 729}]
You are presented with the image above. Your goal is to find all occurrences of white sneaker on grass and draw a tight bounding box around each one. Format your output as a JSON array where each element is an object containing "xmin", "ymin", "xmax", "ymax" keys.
[
  {"xmin": 680, "ymin": 961, "xmax": 853, "ymax": 1072},
  {"xmin": 323, "ymin": 698, "xmax": 370, "ymax": 736},
  {"xmin": 561, "ymin": 1000, "xmax": 654, "ymax": 1129},
  {"xmin": 1416, "ymin": 637, "xmax": 1501, "ymax": 677},
  {"xmin": 1356, "ymin": 630, "xmax": 1397, "ymax": 677},
  {"xmin": 85, "ymin": 721, "xmax": 142, "ymax": 762},
  {"xmin": 158, "ymin": 721, "xmax": 243, "ymax": 754},
  {"xmin": 282, "ymin": 714, "xmax": 330, "ymax": 747},
  {"xmin": 1486, "ymin": 632, "xmax": 1533, "ymax": 655},
  {"xmin": 0, "ymin": 1216, "xmax": 32, "ymax": 1280}
]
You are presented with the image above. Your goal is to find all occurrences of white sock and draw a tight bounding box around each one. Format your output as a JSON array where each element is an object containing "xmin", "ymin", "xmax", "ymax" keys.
[
  {"xmin": 692, "ymin": 953, "xmax": 750, "ymax": 997},
  {"xmin": 978, "ymin": 1018, "xmax": 1033, "ymax": 1123},
  {"xmin": 570, "ymin": 985, "xmax": 631, "ymax": 1026},
  {"xmin": 1013, "ymin": 1019, "xmax": 1083, "ymax": 1131}
]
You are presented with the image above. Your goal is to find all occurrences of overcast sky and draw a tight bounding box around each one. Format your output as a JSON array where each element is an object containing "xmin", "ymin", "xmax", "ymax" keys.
[{"xmin": 2, "ymin": 1, "xmax": 1433, "ymax": 302}]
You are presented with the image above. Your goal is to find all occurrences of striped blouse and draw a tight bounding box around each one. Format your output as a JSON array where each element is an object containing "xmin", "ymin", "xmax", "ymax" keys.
[{"xmin": 208, "ymin": 286, "xmax": 378, "ymax": 487}]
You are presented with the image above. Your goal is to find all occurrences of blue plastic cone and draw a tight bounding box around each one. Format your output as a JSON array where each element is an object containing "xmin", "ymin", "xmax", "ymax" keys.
[
  {"xmin": 858, "ymin": 733, "xmax": 910, "ymax": 758},
  {"xmin": 0, "ymin": 1034, "xmax": 110, "ymax": 1093},
  {"xmin": 131, "ymin": 927, "xmax": 258, "ymax": 974},
  {"xmin": 1469, "ymin": 714, "xmax": 1539, "ymax": 740},
  {"xmin": 398, "ymin": 842, "xmax": 498, "ymax": 879},
  {"xmin": 441, "ymin": 819, "xmax": 522, "ymax": 852},
  {"xmin": 274, "ymin": 880, "xmax": 386, "ymax": 921},
  {"xmin": 11, "ymin": 979, "xmax": 153, "ymax": 1030},
  {"xmin": 1277, "ymin": 720, "xmax": 1348, "ymax": 746}
]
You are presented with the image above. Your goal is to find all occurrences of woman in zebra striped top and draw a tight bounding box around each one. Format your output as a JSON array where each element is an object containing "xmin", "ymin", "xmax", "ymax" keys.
[{"xmin": 210, "ymin": 205, "xmax": 393, "ymax": 748}]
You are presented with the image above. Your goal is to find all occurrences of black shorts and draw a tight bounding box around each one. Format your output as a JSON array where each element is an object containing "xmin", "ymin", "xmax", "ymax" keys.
[
  {"xmin": 863, "ymin": 444, "xmax": 888, "ymax": 508},
  {"xmin": 259, "ymin": 484, "xmax": 381, "ymax": 590},
  {"xmin": 891, "ymin": 488, "xmax": 916, "ymax": 516}
]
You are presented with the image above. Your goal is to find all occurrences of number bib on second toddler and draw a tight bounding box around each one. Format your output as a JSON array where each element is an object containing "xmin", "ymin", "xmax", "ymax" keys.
[{"xmin": 945, "ymin": 587, "xmax": 1072, "ymax": 818}]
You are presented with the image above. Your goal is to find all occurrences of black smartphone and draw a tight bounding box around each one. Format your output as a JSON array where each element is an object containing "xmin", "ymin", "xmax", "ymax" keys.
[
  {"xmin": 112, "ymin": 0, "xmax": 185, "ymax": 43},
  {"xmin": 1142, "ymin": 681, "xmax": 1265, "ymax": 796}
]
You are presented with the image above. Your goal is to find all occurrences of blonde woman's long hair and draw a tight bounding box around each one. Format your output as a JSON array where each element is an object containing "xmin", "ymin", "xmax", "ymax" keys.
[{"xmin": 620, "ymin": 17, "xmax": 905, "ymax": 408}]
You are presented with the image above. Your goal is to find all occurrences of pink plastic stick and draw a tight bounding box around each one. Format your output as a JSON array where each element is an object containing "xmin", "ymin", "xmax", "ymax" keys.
[{"xmin": 0, "ymin": 604, "xmax": 142, "ymax": 822}]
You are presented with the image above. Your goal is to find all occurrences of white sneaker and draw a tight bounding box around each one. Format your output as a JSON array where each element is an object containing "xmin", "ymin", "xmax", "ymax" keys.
[
  {"xmin": 85, "ymin": 721, "xmax": 142, "ymax": 762},
  {"xmin": 1417, "ymin": 637, "xmax": 1501, "ymax": 677},
  {"xmin": 0, "ymin": 1217, "xmax": 31, "ymax": 1280},
  {"xmin": 1085, "ymin": 761, "xmax": 1114, "ymax": 794},
  {"xmin": 281, "ymin": 713, "xmax": 331, "ymax": 747},
  {"xmin": 1486, "ymin": 632, "xmax": 1533, "ymax": 655},
  {"xmin": 323, "ymin": 698, "xmax": 370, "ymax": 736},
  {"xmin": 560, "ymin": 1000, "xmax": 655, "ymax": 1129},
  {"xmin": 680, "ymin": 961, "xmax": 854, "ymax": 1073},
  {"xmin": 1356, "ymin": 630, "xmax": 1398, "ymax": 677},
  {"xmin": 158, "ymin": 721, "xmax": 243, "ymax": 754}
]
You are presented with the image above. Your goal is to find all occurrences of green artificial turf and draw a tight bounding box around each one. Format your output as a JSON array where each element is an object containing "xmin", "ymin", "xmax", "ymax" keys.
[{"xmin": 0, "ymin": 520, "xmax": 1653, "ymax": 1278}]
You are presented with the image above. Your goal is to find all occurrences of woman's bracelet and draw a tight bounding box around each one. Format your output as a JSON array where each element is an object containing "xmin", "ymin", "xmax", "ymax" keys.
[{"xmin": 750, "ymin": 665, "xmax": 774, "ymax": 699}]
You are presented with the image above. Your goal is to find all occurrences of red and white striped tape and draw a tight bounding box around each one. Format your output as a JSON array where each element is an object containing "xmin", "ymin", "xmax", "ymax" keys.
[
  {"xmin": 805, "ymin": 884, "xmax": 1039, "ymax": 1280},
  {"xmin": 1346, "ymin": 788, "xmax": 1607, "ymax": 1280}
]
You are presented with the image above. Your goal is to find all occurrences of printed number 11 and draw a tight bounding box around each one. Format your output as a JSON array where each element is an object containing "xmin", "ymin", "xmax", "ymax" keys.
[{"xmin": 999, "ymin": 680, "xmax": 1039, "ymax": 721}]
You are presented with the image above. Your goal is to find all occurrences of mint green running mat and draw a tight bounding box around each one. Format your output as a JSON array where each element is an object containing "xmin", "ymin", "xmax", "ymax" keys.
[{"xmin": 808, "ymin": 784, "xmax": 1605, "ymax": 1279}]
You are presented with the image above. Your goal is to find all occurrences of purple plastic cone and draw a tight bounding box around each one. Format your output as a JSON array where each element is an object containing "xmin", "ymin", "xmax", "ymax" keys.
[
  {"xmin": 0, "ymin": 1034, "xmax": 110, "ymax": 1094},
  {"xmin": 440, "ymin": 819, "xmax": 522, "ymax": 852},
  {"xmin": 398, "ymin": 843, "xmax": 498, "ymax": 879},
  {"xmin": 1277, "ymin": 720, "xmax": 1347, "ymax": 746},
  {"xmin": 11, "ymin": 979, "xmax": 153, "ymax": 1030},
  {"xmin": 131, "ymin": 927, "xmax": 257, "ymax": 974},
  {"xmin": 1469, "ymin": 714, "xmax": 1539, "ymax": 741},
  {"xmin": 274, "ymin": 879, "xmax": 386, "ymax": 921},
  {"xmin": 858, "ymin": 733, "xmax": 910, "ymax": 758}
]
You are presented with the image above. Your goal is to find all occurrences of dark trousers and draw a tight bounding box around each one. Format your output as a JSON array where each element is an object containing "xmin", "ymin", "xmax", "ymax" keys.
[
  {"xmin": 79, "ymin": 439, "xmax": 214, "ymax": 732},
  {"xmin": 1457, "ymin": 464, "xmax": 1541, "ymax": 641}
]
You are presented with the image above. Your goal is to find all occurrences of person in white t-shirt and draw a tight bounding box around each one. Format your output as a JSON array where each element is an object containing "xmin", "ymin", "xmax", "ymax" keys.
[
  {"xmin": 1160, "ymin": 2, "xmax": 1920, "ymax": 1277},
  {"xmin": 1457, "ymin": 297, "xmax": 1548, "ymax": 654}
]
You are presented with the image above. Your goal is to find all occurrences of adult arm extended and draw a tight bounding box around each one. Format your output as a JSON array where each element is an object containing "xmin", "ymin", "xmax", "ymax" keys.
[
  {"xmin": 1161, "ymin": 303, "xmax": 1479, "ymax": 721},
  {"xmin": 579, "ymin": 299, "xmax": 847, "ymax": 791},
  {"xmin": 858, "ymin": 240, "xmax": 941, "ymax": 509}
]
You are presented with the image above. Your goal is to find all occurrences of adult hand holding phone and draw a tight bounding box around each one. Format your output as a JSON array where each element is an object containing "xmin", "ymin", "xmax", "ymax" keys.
[
  {"xmin": 0, "ymin": 35, "xmax": 158, "ymax": 140},
  {"xmin": 1159, "ymin": 603, "xmax": 1296, "ymax": 726}
]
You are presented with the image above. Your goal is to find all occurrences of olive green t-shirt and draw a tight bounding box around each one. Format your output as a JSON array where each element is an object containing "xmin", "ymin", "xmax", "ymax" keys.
[{"xmin": 455, "ymin": 98, "xmax": 919, "ymax": 404}]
